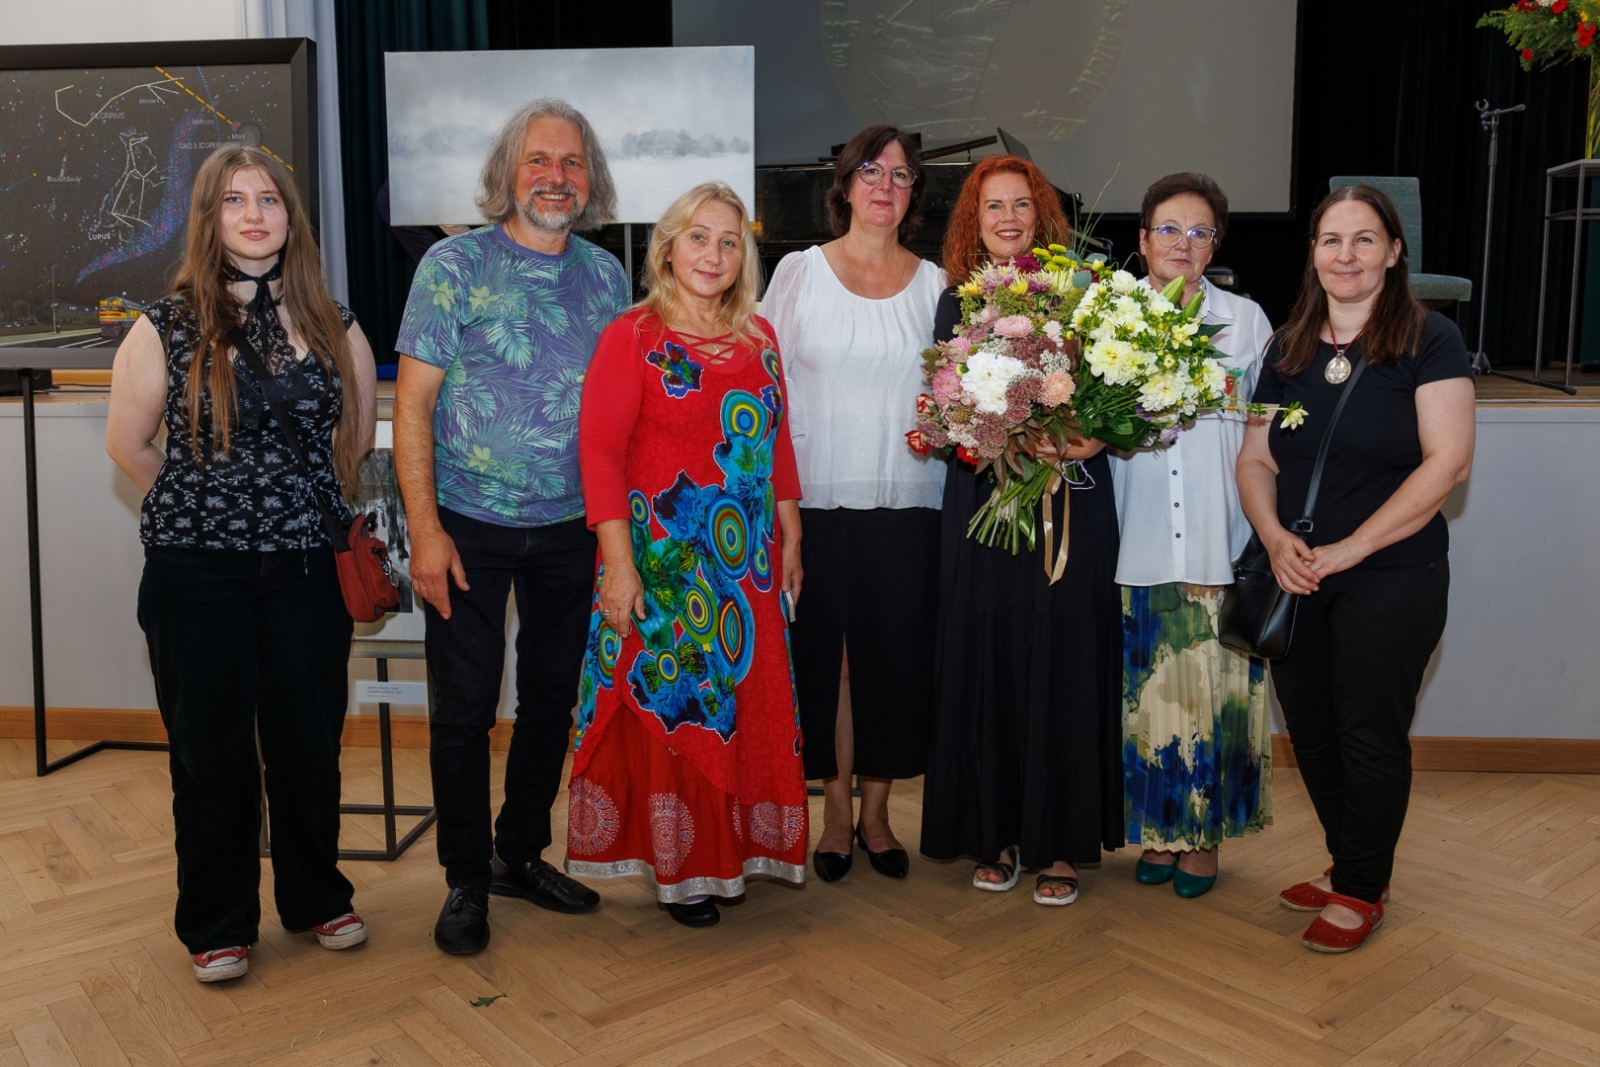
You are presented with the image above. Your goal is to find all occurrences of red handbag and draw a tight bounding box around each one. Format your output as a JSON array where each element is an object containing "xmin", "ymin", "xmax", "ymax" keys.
[{"xmin": 229, "ymin": 327, "xmax": 400, "ymax": 622}]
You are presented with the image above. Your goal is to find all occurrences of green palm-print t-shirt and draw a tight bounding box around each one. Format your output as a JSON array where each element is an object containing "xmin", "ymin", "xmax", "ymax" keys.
[{"xmin": 397, "ymin": 225, "xmax": 630, "ymax": 527}]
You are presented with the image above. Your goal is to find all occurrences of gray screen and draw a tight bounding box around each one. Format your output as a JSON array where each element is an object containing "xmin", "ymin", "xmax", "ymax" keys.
[{"xmin": 674, "ymin": 0, "xmax": 1296, "ymax": 214}]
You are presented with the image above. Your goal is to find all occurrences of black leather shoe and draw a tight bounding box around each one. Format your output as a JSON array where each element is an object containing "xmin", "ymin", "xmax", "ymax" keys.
[
  {"xmin": 665, "ymin": 898, "xmax": 720, "ymax": 927},
  {"xmin": 813, "ymin": 848, "xmax": 853, "ymax": 882},
  {"xmin": 856, "ymin": 824, "xmax": 909, "ymax": 879},
  {"xmin": 490, "ymin": 856, "xmax": 600, "ymax": 914},
  {"xmin": 434, "ymin": 885, "xmax": 490, "ymax": 955}
]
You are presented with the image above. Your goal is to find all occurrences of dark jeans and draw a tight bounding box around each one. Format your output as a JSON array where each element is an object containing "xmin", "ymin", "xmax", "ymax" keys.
[
  {"xmin": 1273, "ymin": 558, "xmax": 1450, "ymax": 904},
  {"xmin": 425, "ymin": 508, "xmax": 596, "ymax": 889},
  {"xmin": 139, "ymin": 546, "xmax": 355, "ymax": 954}
]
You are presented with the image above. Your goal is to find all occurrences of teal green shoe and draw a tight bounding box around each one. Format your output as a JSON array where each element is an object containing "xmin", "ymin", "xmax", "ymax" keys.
[
  {"xmin": 1172, "ymin": 867, "xmax": 1217, "ymax": 898},
  {"xmin": 1135, "ymin": 857, "xmax": 1177, "ymax": 885}
]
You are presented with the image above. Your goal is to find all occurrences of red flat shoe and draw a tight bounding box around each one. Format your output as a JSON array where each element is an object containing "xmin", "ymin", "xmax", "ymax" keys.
[
  {"xmin": 1280, "ymin": 867, "xmax": 1390, "ymax": 912},
  {"xmin": 1302, "ymin": 893, "xmax": 1383, "ymax": 953}
]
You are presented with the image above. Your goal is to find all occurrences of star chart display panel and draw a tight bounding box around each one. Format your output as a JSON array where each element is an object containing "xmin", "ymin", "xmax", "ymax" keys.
[{"xmin": 0, "ymin": 62, "xmax": 296, "ymax": 322}]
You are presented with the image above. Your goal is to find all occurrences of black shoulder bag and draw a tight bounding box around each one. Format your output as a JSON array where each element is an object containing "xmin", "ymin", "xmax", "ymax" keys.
[
  {"xmin": 1217, "ymin": 355, "xmax": 1366, "ymax": 661},
  {"xmin": 229, "ymin": 326, "xmax": 398, "ymax": 622}
]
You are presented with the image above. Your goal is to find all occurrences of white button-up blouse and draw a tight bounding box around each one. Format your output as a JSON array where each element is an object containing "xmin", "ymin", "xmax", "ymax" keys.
[
  {"xmin": 763, "ymin": 245, "xmax": 948, "ymax": 510},
  {"xmin": 1109, "ymin": 278, "xmax": 1274, "ymax": 587}
]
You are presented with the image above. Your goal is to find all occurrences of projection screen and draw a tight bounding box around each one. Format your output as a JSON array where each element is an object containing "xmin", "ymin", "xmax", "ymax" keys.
[{"xmin": 673, "ymin": 0, "xmax": 1297, "ymax": 215}]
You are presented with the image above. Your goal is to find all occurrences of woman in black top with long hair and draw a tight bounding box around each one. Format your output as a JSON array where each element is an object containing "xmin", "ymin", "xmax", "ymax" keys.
[
  {"xmin": 1238, "ymin": 184, "xmax": 1475, "ymax": 953},
  {"xmin": 107, "ymin": 145, "xmax": 377, "ymax": 983}
]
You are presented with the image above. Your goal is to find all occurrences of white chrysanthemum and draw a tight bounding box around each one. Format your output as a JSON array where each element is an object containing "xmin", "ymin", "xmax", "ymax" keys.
[
  {"xmin": 1086, "ymin": 338, "xmax": 1141, "ymax": 386},
  {"xmin": 1138, "ymin": 371, "xmax": 1186, "ymax": 412},
  {"xmin": 1199, "ymin": 360, "xmax": 1227, "ymax": 398},
  {"xmin": 1110, "ymin": 270, "xmax": 1137, "ymax": 294},
  {"xmin": 961, "ymin": 347, "xmax": 1029, "ymax": 415},
  {"xmin": 1148, "ymin": 293, "xmax": 1176, "ymax": 315}
]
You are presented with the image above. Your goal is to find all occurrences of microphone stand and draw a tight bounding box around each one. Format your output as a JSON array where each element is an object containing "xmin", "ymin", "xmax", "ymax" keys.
[{"xmin": 1472, "ymin": 101, "xmax": 1574, "ymax": 392}]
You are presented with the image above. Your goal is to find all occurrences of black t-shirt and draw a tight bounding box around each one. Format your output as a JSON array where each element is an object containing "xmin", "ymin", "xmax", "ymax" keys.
[{"xmin": 1251, "ymin": 311, "xmax": 1471, "ymax": 570}]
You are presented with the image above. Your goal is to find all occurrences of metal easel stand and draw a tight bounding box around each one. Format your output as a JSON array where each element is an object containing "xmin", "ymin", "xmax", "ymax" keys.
[
  {"xmin": 261, "ymin": 640, "xmax": 437, "ymax": 862},
  {"xmin": 1527, "ymin": 158, "xmax": 1600, "ymax": 395},
  {"xmin": 1, "ymin": 352, "xmax": 170, "ymax": 776}
]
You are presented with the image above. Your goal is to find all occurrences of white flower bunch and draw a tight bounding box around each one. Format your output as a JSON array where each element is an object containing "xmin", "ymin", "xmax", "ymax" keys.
[
  {"xmin": 1071, "ymin": 274, "xmax": 1228, "ymax": 424},
  {"xmin": 961, "ymin": 345, "xmax": 1035, "ymax": 415}
]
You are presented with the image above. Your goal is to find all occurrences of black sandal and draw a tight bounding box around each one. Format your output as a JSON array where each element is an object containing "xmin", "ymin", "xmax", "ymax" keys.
[
  {"xmin": 973, "ymin": 845, "xmax": 1020, "ymax": 892},
  {"xmin": 1033, "ymin": 873, "xmax": 1079, "ymax": 906}
]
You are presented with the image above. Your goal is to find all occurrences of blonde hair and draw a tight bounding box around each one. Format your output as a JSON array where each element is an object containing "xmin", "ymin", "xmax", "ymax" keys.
[
  {"xmin": 639, "ymin": 182, "xmax": 765, "ymax": 342},
  {"xmin": 474, "ymin": 97, "xmax": 616, "ymax": 230}
]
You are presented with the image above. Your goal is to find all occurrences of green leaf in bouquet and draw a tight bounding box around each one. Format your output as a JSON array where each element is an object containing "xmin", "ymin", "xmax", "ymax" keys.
[
  {"xmin": 1197, "ymin": 323, "xmax": 1225, "ymax": 338},
  {"xmin": 1071, "ymin": 269, "xmax": 1093, "ymax": 289},
  {"xmin": 1086, "ymin": 253, "xmax": 1107, "ymax": 263}
]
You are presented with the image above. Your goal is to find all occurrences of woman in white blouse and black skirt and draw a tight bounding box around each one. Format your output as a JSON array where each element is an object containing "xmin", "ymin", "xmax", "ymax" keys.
[{"xmin": 763, "ymin": 125, "xmax": 946, "ymax": 883}]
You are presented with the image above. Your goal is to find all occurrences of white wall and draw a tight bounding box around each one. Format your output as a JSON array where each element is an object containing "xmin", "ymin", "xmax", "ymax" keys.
[{"xmin": 0, "ymin": 0, "xmax": 350, "ymax": 302}]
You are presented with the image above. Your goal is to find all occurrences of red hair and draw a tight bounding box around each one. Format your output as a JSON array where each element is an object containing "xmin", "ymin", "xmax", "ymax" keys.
[{"xmin": 941, "ymin": 155, "xmax": 1071, "ymax": 282}]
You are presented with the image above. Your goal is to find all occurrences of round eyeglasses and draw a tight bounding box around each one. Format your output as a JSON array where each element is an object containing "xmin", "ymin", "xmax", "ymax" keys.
[
  {"xmin": 857, "ymin": 162, "xmax": 917, "ymax": 189},
  {"xmin": 1150, "ymin": 224, "xmax": 1218, "ymax": 249}
]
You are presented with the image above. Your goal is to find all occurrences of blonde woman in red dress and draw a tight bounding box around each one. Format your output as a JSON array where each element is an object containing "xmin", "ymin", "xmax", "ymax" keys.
[{"xmin": 565, "ymin": 182, "xmax": 807, "ymax": 927}]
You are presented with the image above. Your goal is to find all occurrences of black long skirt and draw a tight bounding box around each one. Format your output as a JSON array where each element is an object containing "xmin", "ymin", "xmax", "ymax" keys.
[{"xmin": 918, "ymin": 453, "xmax": 1125, "ymax": 868}]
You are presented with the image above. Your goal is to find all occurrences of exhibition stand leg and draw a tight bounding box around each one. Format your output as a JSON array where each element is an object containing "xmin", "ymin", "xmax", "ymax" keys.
[{"xmin": 23, "ymin": 365, "xmax": 169, "ymax": 776}]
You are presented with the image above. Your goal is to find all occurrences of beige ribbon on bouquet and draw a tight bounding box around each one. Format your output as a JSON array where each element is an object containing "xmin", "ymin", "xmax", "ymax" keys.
[{"xmin": 1039, "ymin": 467, "xmax": 1070, "ymax": 585}]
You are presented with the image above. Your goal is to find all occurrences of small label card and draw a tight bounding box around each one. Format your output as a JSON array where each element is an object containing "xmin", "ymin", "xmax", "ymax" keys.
[{"xmin": 354, "ymin": 680, "xmax": 429, "ymax": 706}]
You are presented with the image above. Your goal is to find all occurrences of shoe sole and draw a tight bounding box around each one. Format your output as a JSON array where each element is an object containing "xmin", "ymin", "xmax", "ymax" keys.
[
  {"xmin": 1303, "ymin": 912, "xmax": 1384, "ymax": 953},
  {"xmin": 316, "ymin": 927, "xmax": 368, "ymax": 950},
  {"xmin": 1032, "ymin": 888, "xmax": 1079, "ymax": 906},
  {"xmin": 488, "ymin": 879, "xmax": 599, "ymax": 914},
  {"xmin": 193, "ymin": 959, "xmax": 248, "ymax": 983}
]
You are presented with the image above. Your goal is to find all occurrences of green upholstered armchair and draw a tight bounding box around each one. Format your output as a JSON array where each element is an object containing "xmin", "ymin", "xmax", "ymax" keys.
[{"xmin": 1328, "ymin": 176, "xmax": 1473, "ymax": 307}]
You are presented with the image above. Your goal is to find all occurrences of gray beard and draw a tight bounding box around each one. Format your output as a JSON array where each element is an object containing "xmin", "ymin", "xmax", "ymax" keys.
[{"xmin": 521, "ymin": 184, "xmax": 584, "ymax": 233}]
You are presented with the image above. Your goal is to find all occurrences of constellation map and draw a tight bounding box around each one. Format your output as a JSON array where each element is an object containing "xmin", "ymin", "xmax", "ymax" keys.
[{"xmin": 0, "ymin": 61, "xmax": 296, "ymax": 320}]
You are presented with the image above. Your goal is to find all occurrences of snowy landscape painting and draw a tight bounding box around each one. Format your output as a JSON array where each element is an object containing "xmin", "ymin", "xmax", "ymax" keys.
[{"xmin": 385, "ymin": 47, "xmax": 755, "ymax": 226}]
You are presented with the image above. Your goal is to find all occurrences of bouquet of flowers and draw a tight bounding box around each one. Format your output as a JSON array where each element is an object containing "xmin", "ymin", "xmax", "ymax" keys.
[
  {"xmin": 910, "ymin": 245, "xmax": 1304, "ymax": 572},
  {"xmin": 1479, "ymin": 0, "xmax": 1600, "ymax": 156}
]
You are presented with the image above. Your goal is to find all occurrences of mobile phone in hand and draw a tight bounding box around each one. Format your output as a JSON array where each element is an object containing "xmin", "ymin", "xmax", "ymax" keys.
[{"xmin": 780, "ymin": 590, "xmax": 797, "ymax": 622}]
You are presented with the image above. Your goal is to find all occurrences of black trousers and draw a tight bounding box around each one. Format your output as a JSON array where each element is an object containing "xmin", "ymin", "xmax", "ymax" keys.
[
  {"xmin": 1273, "ymin": 558, "xmax": 1450, "ymax": 904},
  {"xmin": 425, "ymin": 508, "xmax": 595, "ymax": 889},
  {"xmin": 139, "ymin": 546, "xmax": 355, "ymax": 954},
  {"xmin": 790, "ymin": 506, "xmax": 941, "ymax": 781}
]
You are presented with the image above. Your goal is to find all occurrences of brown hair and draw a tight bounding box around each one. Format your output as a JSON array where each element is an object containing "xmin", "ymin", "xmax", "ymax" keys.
[
  {"xmin": 940, "ymin": 155, "xmax": 1071, "ymax": 281},
  {"xmin": 1138, "ymin": 172, "xmax": 1230, "ymax": 244},
  {"xmin": 825, "ymin": 124, "xmax": 925, "ymax": 242},
  {"xmin": 171, "ymin": 146, "xmax": 363, "ymax": 496},
  {"xmin": 1274, "ymin": 184, "xmax": 1426, "ymax": 376},
  {"xmin": 638, "ymin": 182, "xmax": 767, "ymax": 344}
]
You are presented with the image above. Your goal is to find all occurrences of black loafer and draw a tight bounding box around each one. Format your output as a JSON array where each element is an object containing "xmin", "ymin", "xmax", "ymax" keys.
[
  {"xmin": 665, "ymin": 898, "xmax": 720, "ymax": 927},
  {"xmin": 856, "ymin": 825, "xmax": 909, "ymax": 879},
  {"xmin": 434, "ymin": 885, "xmax": 490, "ymax": 955},
  {"xmin": 490, "ymin": 856, "xmax": 600, "ymax": 913},
  {"xmin": 813, "ymin": 848, "xmax": 853, "ymax": 882}
]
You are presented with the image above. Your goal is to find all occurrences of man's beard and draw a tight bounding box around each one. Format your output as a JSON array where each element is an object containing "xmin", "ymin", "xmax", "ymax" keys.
[{"xmin": 521, "ymin": 182, "xmax": 585, "ymax": 233}]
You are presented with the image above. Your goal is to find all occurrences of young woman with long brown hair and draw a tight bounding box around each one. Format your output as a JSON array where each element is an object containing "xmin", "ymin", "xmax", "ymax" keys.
[
  {"xmin": 918, "ymin": 155, "xmax": 1124, "ymax": 906},
  {"xmin": 1237, "ymin": 184, "xmax": 1474, "ymax": 953},
  {"xmin": 107, "ymin": 145, "xmax": 377, "ymax": 982}
]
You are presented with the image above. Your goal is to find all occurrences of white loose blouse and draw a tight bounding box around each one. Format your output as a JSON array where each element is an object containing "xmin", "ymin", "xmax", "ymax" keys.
[
  {"xmin": 1109, "ymin": 279, "xmax": 1274, "ymax": 587},
  {"xmin": 763, "ymin": 245, "xmax": 947, "ymax": 510}
]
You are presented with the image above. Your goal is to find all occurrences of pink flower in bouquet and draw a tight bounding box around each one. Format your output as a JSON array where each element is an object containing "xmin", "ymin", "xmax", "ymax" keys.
[
  {"xmin": 931, "ymin": 364, "xmax": 962, "ymax": 405},
  {"xmin": 1041, "ymin": 372, "xmax": 1076, "ymax": 407},
  {"xmin": 948, "ymin": 334, "xmax": 973, "ymax": 356},
  {"xmin": 994, "ymin": 314, "xmax": 1033, "ymax": 339},
  {"xmin": 1003, "ymin": 375, "xmax": 1043, "ymax": 425}
]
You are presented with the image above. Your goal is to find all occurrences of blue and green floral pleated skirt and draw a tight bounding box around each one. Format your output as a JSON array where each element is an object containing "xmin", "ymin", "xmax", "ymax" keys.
[{"xmin": 1121, "ymin": 583, "xmax": 1272, "ymax": 850}]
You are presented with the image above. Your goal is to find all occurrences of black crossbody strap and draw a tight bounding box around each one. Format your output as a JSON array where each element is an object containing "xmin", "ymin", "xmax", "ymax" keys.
[
  {"xmin": 1290, "ymin": 353, "xmax": 1366, "ymax": 534},
  {"xmin": 227, "ymin": 325, "xmax": 349, "ymax": 550}
]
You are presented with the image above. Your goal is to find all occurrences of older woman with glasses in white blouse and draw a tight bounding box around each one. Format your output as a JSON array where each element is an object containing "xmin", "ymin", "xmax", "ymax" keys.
[
  {"xmin": 1111, "ymin": 172, "xmax": 1275, "ymax": 899},
  {"xmin": 763, "ymin": 124, "xmax": 946, "ymax": 885}
]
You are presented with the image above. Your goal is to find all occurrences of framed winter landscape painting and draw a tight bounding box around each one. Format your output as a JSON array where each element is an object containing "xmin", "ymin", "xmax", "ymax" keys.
[{"xmin": 384, "ymin": 46, "xmax": 755, "ymax": 226}]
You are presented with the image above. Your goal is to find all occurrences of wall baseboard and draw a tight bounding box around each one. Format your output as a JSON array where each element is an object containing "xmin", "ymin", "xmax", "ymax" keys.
[
  {"xmin": 0, "ymin": 708, "xmax": 514, "ymax": 751},
  {"xmin": 5, "ymin": 710, "xmax": 1598, "ymax": 772}
]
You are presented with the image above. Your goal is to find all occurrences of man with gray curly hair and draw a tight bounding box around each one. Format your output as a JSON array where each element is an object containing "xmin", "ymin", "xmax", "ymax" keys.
[{"xmin": 393, "ymin": 98, "xmax": 629, "ymax": 956}]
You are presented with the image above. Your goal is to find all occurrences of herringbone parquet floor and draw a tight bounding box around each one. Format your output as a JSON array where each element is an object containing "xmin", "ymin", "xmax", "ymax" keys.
[{"xmin": 3, "ymin": 737, "xmax": 1600, "ymax": 1067}]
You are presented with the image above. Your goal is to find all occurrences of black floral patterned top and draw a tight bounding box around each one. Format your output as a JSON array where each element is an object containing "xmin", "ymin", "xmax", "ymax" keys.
[{"xmin": 140, "ymin": 296, "xmax": 357, "ymax": 551}]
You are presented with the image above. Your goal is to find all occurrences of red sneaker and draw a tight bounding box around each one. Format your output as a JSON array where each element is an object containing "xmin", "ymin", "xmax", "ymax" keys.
[
  {"xmin": 312, "ymin": 912, "xmax": 368, "ymax": 950},
  {"xmin": 1280, "ymin": 867, "xmax": 1389, "ymax": 912},
  {"xmin": 1302, "ymin": 893, "xmax": 1384, "ymax": 953},
  {"xmin": 192, "ymin": 945, "xmax": 250, "ymax": 983}
]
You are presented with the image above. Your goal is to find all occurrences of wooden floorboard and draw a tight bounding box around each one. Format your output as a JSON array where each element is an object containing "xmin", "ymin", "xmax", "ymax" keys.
[{"xmin": 4, "ymin": 738, "xmax": 1600, "ymax": 1066}]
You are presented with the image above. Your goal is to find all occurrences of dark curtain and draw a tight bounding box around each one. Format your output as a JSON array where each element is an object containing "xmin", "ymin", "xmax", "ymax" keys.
[{"xmin": 332, "ymin": 0, "xmax": 673, "ymax": 363}]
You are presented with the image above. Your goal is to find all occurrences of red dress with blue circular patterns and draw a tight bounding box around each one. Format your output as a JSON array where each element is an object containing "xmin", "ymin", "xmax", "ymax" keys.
[{"xmin": 568, "ymin": 309, "xmax": 807, "ymax": 902}]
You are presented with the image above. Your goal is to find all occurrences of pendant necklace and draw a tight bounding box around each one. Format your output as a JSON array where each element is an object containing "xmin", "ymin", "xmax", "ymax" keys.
[{"xmin": 1325, "ymin": 324, "xmax": 1361, "ymax": 384}]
